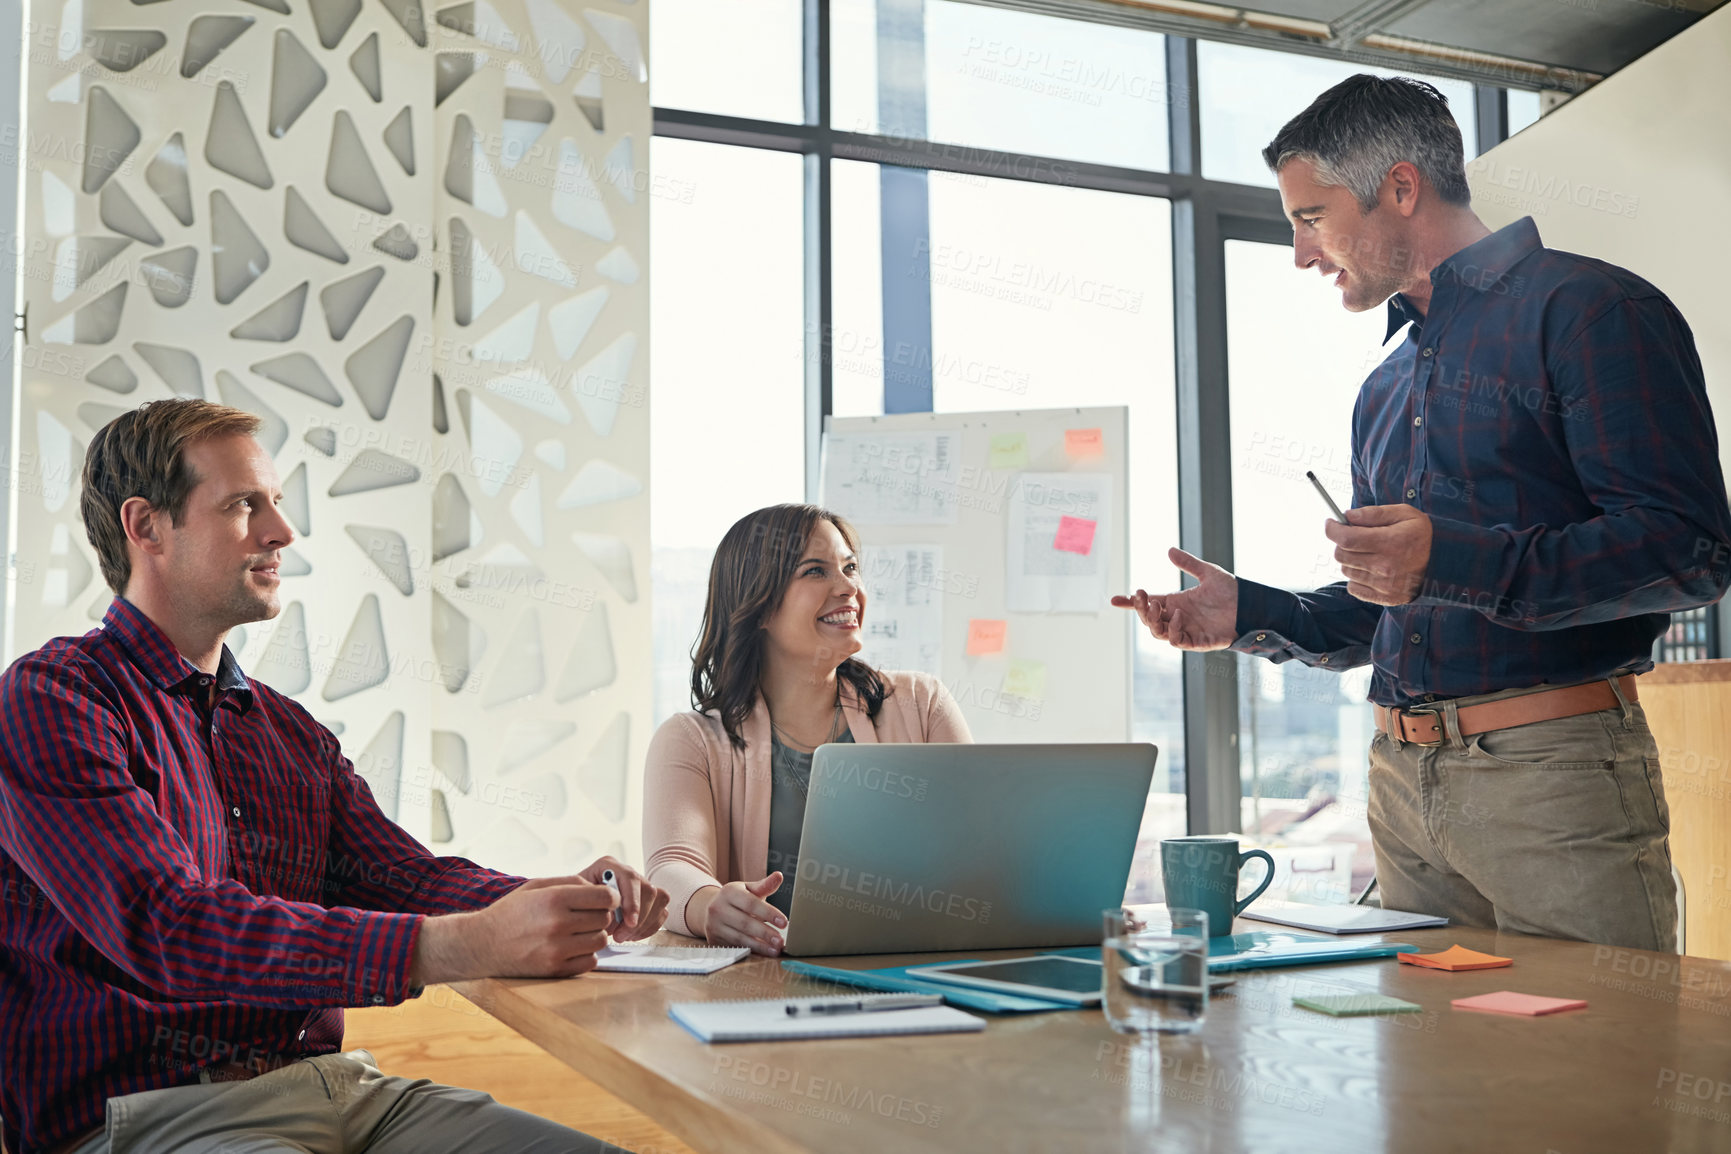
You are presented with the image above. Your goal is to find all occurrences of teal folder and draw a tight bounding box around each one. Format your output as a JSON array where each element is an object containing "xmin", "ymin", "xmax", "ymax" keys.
[
  {"xmin": 779, "ymin": 959, "xmax": 1073, "ymax": 1013},
  {"xmin": 1045, "ymin": 930, "xmax": 1416, "ymax": 972}
]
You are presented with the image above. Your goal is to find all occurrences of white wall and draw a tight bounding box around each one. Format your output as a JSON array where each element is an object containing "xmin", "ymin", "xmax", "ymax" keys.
[
  {"xmin": 1467, "ymin": 4, "xmax": 1731, "ymax": 482},
  {"xmin": 11, "ymin": 0, "xmax": 652, "ymax": 876}
]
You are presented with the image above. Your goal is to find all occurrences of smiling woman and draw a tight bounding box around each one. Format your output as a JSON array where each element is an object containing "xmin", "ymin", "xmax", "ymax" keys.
[{"xmin": 641, "ymin": 503, "xmax": 973, "ymax": 955}]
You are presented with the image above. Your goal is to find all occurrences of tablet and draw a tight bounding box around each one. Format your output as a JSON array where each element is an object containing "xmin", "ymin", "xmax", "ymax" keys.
[{"xmin": 906, "ymin": 957, "xmax": 1107, "ymax": 1006}]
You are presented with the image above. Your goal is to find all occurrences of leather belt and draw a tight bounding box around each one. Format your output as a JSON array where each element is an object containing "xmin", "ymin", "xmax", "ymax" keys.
[{"xmin": 1375, "ymin": 676, "xmax": 1636, "ymax": 747}]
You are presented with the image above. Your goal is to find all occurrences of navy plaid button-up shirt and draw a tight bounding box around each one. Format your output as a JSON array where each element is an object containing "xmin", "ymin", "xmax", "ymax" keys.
[
  {"xmin": 1234, "ymin": 217, "xmax": 1731, "ymax": 707},
  {"xmin": 0, "ymin": 598, "xmax": 522, "ymax": 1154}
]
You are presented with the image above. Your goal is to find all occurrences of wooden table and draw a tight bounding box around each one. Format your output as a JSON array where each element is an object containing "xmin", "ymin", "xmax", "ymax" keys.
[{"xmin": 456, "ymin": 925, "xmax": 1731, "ymax": 1153}]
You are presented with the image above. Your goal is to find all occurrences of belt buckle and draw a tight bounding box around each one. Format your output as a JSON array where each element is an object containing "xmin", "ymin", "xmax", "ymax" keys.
[{"xmin": 1399, "ymin": 706, "xmax": 1445, "ymax": 747}]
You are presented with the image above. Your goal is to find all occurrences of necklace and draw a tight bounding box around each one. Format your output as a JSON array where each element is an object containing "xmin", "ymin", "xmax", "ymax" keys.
[
  {"xmin": 769, "ymin": 698, "xmax": 846, "ymax": 799},
  {"xmin": 769, "ymin": 699, "xmax": 846, "ymax": 753}
]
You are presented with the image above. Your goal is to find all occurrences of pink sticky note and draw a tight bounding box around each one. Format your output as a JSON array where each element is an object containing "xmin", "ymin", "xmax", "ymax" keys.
[
  {"xmin": 1065, "ymin": 428, "xmax": 1104, "ymax": 459},
  {"xmin": 1054, "ymin": 516, "xmax": 1097, "ymax": 555},
  {"xmin": 967, "ymin": 619, "xmax": 1007, "ymax": 656},
  {"xmin": 1451, "ymin": 991, "xmax": 1587, "ymax": 1017}
]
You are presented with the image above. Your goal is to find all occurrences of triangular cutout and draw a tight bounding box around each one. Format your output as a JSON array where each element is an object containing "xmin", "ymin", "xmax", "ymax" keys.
[
  {"xmin": 215, "ymin": 370, "xmax": 289, "ymax": 454},
  {"xmin": 86, "ymin": 355, "xmax": 138, "ymax": 393},
  {"xmin": 83, "ymin": 86, "xmax": 141, "ymax": 195},
  {"xmin": 344, "ymin": 315, "xmax": 415, "ymax": 419},
  {"xmin": 99, "ymin": 182, "xmax": 161, "ymax": 245},
  {"xmin": 90, "ymin": 30, "xmax": 166, "ymax": 73},
  {"xmin": 133, "ymin": 342, "xmax": 204, "ymax": 397},
  {"xmin": 555, "ymin": 601, "xmax": 616, "ymax": 701},
  {"xmin": 377, "ymin": 0, "xmax": 428, "ymax": 46},
  {"xmin": 181, "ymin": 15, "xmax": 254, "ymax": 78},
  {"xmin": 308, "ymin": 0, "xmax": 362, "ymax": 50},
  {"xmin": 145, "ymin": 133, "xmax": 194, "ymax": 225},
  {"xmin": 281, "ymin": 462, "xmax": 311, "ymax": 535},
  {"xmin": 320, "ymin": 265, "xmax": 385, "ymax": 340},
  {"xmin": 471, "ymin": 302, "xmax": 538, "ymax": 365},
  {"xmin": 551, "ymin": 139, "xmax": 613, "ymax": 241},
  {"xmin": 349, "ymin": 31, "xmax": 382, "ymax": 101},
  {"xmin": 382, "ymin": 106, "xmax": 414, "ymax": 174},
  {"xmin": 513, "ymin": 211, "xmax": 576, "ymax": 287},
  {"xmin": 372, "ymin": 223, "xmax": 418, "ymax": 261},
  {"xmin": 449, "ymin": 216, "xmax": 504, "ymax": 326},
  {"xmin": 205, "ymin": 80, "xmax": 273, "ymax": 188},
  {"xmin": 526, "ymin": 0, "xmax": 584, "ymax": 84},
  {"xmin": 548, "ymin": 286, "xmax": 607, "ymax": 360},
  {"xmin": 326, "ymin": 110, "xmax": 391, "ymax": 213},
  {"xmin": 252, "ymin": 352, "xmax": 343, "ymax": 406},
  {"xmin": 229, "ymin": 281, "xmax": 308, "ymax": 341},
  {"xmin": 283, "ymin": 185, "xmax": 349, "ymax": 263},
  {"xmin": 267, "ymin": 28, "xmax": 326, "ymax": 138},
  {"xmin": 139, "ymin": 245, "xmax": 196, "ymax": 308},
  {"xmin": 435, "ymin": 52, "xmax": 481, "ymax": 106},
  {"xmin": 209, "ymin": 190, "xmax": 270, "ymax": 304}
]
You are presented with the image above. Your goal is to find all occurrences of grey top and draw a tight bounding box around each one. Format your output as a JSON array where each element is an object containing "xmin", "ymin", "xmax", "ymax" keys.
[{"xmin": 766, "ymin": 730, "xmax": 855, "ymax": 916}]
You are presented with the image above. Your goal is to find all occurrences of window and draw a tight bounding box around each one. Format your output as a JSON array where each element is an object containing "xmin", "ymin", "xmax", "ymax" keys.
[
  {"xmin": 1225, "ymin": 238, "xmax": 1387, "ymax": 904},
  {"xmin": 650, "ymin": 0, "xmax": 805, "ymax": 123},
  {"xmin": 650, "ymin": 140, "xmax": 807, "ymax": 724},
  {"xmin": 925, "ymin": 173, "xmax": 1184, "ymax": 898},
  {"xmin": 830, "ymin": 160, "xmax": 887, "ymax": 418},
  {"xmin": 832, "ymin": 0, "xmax": 1170, "ymax": 171},
  {"xmin": 1507, "ymin": 90, "xmax": 1543, "ymax": 136},
  {"xmin": 1199, "ymin": 41, "xmax": 1479, "ymax": 187}
]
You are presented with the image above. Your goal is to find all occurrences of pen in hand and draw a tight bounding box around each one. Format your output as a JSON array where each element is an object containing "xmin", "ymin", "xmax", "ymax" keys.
[
  {"xmin": 1306, "ymin": 470, "xmax": 1350, "ymax": 525},
  {"xmin": 601, "ymin": 868, "xmax": 623, "ymax": 931},
  {"xmin": 785, "ymin": 994, "xmax": 943, "ymax": 1017}
]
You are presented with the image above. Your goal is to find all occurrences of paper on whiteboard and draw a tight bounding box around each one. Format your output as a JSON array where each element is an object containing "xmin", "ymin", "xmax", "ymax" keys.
[
  {"xmin": 856, "ymin": 545, "xmax": 945, "ymax": 675},
  {"xmin": 1006, "ymin": 474, "xmax": 1111, "ymax": 613},
  {"xmin": 822, "ymin": 433, "xmax": 961, "ymax": 525}
]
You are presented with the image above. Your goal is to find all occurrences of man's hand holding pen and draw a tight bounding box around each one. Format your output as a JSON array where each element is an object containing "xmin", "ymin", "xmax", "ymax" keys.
[{"xmin": 1327, "ymin": 503, "xmax": 1432, "ymax": 606}]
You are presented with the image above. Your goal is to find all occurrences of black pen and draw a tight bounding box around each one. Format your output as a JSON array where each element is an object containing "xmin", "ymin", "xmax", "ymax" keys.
[
  {"xmin": 785, "ymin": 994, "xmax": 942, "ymax": 1017},
  {"xmin": 1306, "ymin": 470, "xmax": 1350, "ymax": 524}
]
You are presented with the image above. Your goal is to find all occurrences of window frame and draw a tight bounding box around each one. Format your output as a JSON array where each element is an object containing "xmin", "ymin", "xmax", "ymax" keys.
[{"xmin": 649, "ymin": 0, "xmax": 1514, "ymax": 834}]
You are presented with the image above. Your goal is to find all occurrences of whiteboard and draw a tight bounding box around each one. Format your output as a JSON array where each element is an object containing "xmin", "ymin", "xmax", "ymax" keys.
[{"xmin": 821, "ymin": 407, "xmax": 1131, "ymax": 743}]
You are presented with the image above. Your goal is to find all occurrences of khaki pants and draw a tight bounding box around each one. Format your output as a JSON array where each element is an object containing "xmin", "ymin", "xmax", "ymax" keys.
[
  {"xmin": 66, "ymin": 1049, "xmax": 608, "ymax": 1154},
  {"xmin": 1367, "ymin": 680, "xmax": 1677, "ymax": 952}
]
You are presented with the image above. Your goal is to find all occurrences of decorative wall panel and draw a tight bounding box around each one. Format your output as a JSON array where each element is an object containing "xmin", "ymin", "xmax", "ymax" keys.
[{"xmin": 14, "ymin": 0, "xmax": 651, "ymax": 876}]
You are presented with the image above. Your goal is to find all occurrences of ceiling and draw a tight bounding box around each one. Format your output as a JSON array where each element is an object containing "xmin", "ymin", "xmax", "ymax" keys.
[{"xmin": 960, "ymin": 0, "xmax": 1729, "ymax": 92}]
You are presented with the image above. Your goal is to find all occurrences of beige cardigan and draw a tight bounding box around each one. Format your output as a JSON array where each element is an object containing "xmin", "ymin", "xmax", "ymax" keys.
[{"xmin": 643, "ymin": 671, "xmax": 972, "ymax": 935}]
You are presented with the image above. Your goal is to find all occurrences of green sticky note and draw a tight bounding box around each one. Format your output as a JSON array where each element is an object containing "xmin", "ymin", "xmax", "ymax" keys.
[
  {"xmin": 1003, "ymin": 659, "xmax": 1047, "ymax": 701},
  {"xmin": 1293, "ymin": 994, "xmax": 1422, "ymax": 1017},
  {"xmin": 988, "ymin": 432, "xmax": 1029, "ymax": 470}
]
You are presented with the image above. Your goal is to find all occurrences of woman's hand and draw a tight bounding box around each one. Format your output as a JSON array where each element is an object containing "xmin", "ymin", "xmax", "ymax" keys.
[{"xmin": 697, "ymin": 873, "xmax": 788, "ymax": 955}]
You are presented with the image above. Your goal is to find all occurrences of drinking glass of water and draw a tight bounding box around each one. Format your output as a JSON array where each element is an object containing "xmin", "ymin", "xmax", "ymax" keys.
[{"xmin": 1102, "ymin": 907, "xmax": 1208, "ymax": 1035}]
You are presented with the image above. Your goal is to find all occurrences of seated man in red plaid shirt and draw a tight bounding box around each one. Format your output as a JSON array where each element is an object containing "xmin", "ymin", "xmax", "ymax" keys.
[{"xmin": 0, "ymin": 398, "xmax": 669, "ymax": 1154}]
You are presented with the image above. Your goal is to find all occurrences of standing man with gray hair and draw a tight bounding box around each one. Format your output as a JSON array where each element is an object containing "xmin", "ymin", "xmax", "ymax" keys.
[{"xmin": 1117, "ymin": 74, "xmax": 1731, "ymax": 951}]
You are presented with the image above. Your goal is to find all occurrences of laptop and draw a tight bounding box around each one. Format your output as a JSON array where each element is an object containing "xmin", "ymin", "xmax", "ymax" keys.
[{"xmin": 781, "ymin": 743, "xmax": 1157, "ymax": 956}]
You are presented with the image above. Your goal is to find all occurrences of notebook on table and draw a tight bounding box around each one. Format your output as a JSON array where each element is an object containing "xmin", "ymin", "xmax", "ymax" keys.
[
  {"xmin": 1240, "ymin": 902, "xmax": 1448, "ymax": 935},
  {"xmin": 668, "ymin": 996, "xmax": 986, "ymax": 1043},
  {"xmin": 595, "ymin": 944, "xmax": 749, "ymax": 974}
]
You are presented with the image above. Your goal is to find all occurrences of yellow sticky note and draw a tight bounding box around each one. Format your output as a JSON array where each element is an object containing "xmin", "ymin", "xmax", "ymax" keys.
[
  {"xmin": 988, "ymin": 432, "xmax": 1029, "ymax": 470},
  {"xmin": 1065, "ymin": 428, "xmax": 1104, "ymax": 459},
  {"xmin": 967, "ymin": 619, "xmax": 1008, "ymax": 656},
  {"xmin": 1003, "ymin": 659, "xmax": 1047, "ymax": 700}
]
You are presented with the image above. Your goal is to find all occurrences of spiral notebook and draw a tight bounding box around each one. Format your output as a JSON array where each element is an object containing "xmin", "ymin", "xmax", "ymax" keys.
[
  {"xmin": 595, "ymin": 944, "xmax": 749, "ymax": 974},
  {"xmin": 668, "ymin": 996, "xmax": 986, "ymax": 1043}
]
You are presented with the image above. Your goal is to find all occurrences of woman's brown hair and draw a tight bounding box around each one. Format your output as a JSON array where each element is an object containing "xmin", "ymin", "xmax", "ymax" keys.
[{"xmin": 690, "ymin": 504, "xmax": 889, "ymax": 749}]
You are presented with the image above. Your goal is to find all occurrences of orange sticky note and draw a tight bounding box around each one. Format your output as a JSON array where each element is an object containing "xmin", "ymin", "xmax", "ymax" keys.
[
  {"xmin": 966, "ymin": 619, "xmax": 1007, "ymax": 656},
  {"xmin": 1065, "ymin": 428, "xmax": 1104, "ymax": 459},
  {"xmin": 1398, "ymin": 945, "xmax": 1513, "ymax": 971},
  {"xmin": 1451, "ymin": 991, "xmax": 1586, "ymax": 1017},
  {"xmin": 1054, "ymin": 515, "xmax": 1097, "ymax": 555}
]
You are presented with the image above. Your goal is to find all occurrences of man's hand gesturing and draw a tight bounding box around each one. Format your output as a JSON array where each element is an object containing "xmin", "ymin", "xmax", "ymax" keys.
[{"xmin": 1112, "ymin": 547, "xmax": 1239, "ymax": 651}]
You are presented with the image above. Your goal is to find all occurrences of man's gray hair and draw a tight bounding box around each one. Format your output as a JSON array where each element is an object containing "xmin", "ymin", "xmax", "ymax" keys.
[{"xmin": 1262, "ymin": 74, "xmax": 1471, "ymax": 212}]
